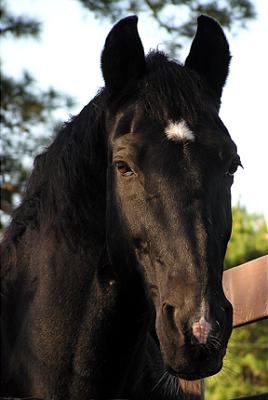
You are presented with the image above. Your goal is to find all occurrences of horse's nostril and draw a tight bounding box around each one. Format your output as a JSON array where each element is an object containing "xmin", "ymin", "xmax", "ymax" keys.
[
  {"xmin": 217, "ymin": 301, "xmax": 233, "ymax": 328},
  {"xmin": 163, "ymin": 304, "xmax": 175, "ymax": 320},
  {"xmin": 163, "ymin": 303, "xmax": 177, "ymax": 331}
]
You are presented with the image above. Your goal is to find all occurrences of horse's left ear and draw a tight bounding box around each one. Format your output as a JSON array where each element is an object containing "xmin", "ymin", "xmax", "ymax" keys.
[
  {"xmin": 185, "ymin": 15, "xmax": 231, "ymax": 101},
  {"xmin": 101, "ymin": 16, "xmax": 145, "ymax": 93}
]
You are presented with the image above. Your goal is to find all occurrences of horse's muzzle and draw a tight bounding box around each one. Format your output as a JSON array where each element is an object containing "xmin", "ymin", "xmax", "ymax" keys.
[{"xmin": 156, "ymin": 299, "xmax": 233, "ymax": 380}]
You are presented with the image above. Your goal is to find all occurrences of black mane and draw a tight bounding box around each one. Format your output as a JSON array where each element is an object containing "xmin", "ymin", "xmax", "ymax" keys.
[{"xmin": 3, "ymin": 91, "xmax": 108, "ymax": 247}]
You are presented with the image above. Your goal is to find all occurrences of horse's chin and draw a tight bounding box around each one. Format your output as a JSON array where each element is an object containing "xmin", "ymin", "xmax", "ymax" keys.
[
  {"xmin": 161, "ymin": 344, "xmax": 226, "ymax": 381},
  {"xmin": 167, "ymin": 361, "xmax": 223, "ymax": 381}
]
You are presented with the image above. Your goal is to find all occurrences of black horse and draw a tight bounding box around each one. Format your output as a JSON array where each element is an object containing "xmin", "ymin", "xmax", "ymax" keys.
[{"xmin": 1, "ymin": 15, "xmax": 241, "ymax": 399}]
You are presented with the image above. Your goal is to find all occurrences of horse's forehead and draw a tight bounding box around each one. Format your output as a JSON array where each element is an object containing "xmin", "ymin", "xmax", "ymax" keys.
[{"xmin": 111, "ymin": 101, "xmax": 235, "ymax": 155}]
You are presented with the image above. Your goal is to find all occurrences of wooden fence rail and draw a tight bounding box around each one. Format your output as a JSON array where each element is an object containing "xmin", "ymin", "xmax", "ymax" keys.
[
  {"xmin": 222, "ymin": 255, "xmax": 268, "ymax": 400},
  {"xmin": 223, "ymin": 255, "xmax": 268, "ymax": 328}
]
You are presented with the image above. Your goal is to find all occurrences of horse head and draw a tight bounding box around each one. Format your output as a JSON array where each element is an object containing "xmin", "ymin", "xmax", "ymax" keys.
[{"xmin": 101, "ymin": 15, "xmax": 239, "ymax": 380}]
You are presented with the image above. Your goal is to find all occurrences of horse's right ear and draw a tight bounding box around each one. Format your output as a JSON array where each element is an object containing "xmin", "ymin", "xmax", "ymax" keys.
[{"xmin": 101, "ymin": 16, "xmax": 145, "ymax": 93}]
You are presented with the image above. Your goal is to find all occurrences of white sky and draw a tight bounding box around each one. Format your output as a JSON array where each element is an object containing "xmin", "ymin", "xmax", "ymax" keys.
[{"xmin": 2, "ymin": 0, "xmax": 268, "ymax": 221}]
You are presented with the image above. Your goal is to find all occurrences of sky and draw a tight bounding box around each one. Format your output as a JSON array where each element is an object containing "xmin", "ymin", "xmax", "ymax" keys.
[{"xmin": 2, "ymin": 0, "xmax": 268, "ymax": 221}]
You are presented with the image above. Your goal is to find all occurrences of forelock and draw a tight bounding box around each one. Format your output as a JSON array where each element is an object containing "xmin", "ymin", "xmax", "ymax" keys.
[{"xmin": 139, "ymin": 51, "xmax": 207, "ymax": 124}]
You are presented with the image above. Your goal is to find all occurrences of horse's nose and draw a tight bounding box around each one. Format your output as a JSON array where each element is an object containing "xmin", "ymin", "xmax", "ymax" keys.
[{"xmin": 162, "ymin": 303, "xmax": 213, "ymax": 345}]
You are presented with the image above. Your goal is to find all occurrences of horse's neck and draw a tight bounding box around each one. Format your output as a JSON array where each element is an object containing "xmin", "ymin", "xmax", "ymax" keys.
[
  {"xmin": 66, "ymin": 255, "xmax": 149, "ymax": 398},
  {"xmin": 0, "ymin": 105, "xmax": 151, "ymax": 397},
  {"xmin": 1, "ymin": 231, "xmax": 141, "ymax": 398}
]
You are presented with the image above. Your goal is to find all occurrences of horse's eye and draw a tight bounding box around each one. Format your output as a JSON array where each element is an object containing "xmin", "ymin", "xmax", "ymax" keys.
[
  {"xmin": 115, "ymin": 161, "xmax": 134, "ymax": 177},
  {"xmin": 226, "ymin": 158, "xmax": 243, "ymax": 177}
]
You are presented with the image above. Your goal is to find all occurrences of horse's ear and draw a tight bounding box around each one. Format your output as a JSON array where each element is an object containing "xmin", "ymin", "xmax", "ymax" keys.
[
  {"xmin": 101, "ymin": 16, "xmax": 145, "ymax": 93},
  {"xmin": 185, "ymin": 15, "xmax": 231, "ymax": 101}
]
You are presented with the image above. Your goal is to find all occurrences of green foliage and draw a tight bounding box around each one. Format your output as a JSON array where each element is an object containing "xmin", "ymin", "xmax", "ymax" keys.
[
  {"xmin": 225, "ymin": 203, "xmax": 268, "ymax": 269},
  {"xmin": 206, "ymin": 320, "xmax": 268, "ymax": 399},
  {"xmin": 205, "ymin": 203, "xmax": 268, "ymax": 399},
  {"xmin": 78, "ymin": 0, "xmax": 256, "ymax": 54},
  {"xmin": 0, "ymin": 2, "xmax": 74, "ymax": 222}
]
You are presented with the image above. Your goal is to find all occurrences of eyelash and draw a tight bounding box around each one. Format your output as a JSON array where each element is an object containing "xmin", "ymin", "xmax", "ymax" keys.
[
  {"xmin": 114, "ymin": 161, "xmax": 134, "ymax": 177},
  {"xmin": 226, "ymin": 157, "xmax": 243, "ymax": 177}
]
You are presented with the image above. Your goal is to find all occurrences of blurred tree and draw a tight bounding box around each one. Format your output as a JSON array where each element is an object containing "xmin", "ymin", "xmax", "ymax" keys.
[
  {"xmin": 0, "ymin": 2, "xmax": 74, "ymax": 226},
  {"xmin": 206, "ymin": 203, "xmax": 268, "ymax": 399},
  {"xmin": 78, "ymin": 0, "xmax": 256, "ymax": 54},
  {"xmin": 225, "ymin": 203, "xmax": 268, "ymax": 269}
]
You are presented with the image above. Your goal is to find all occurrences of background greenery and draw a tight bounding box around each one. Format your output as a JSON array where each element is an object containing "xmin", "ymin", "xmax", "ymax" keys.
[
  {"xmin": 205, "ymin": 204, "xmax": 268, "ymax": 399},
  {"xmin": 1, "ymin": 1, "xmax": 267, "ymax": 398}
]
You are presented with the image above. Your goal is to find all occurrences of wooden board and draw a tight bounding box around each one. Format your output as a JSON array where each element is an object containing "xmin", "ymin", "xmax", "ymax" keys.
[{"xmin": 223, "ymin": 255, "xmax": 268, "ymax": 327}]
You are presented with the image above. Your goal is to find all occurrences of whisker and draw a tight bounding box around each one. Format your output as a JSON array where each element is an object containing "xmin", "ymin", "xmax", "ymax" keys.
[
  {"xmin": 151, "ymin": 370, "xmax": 169, "ymax": 392},
  {"xmin": 151, "ymin": 368, "xmax": 181, "ymax": 398},
  {"xmin": 209, "ymin": 335, "xmax": 222, "ymax": 349},
  {"xmin": 222, "ymin": 363, "xmax": 239, "ymax": 378},
  {"xmin": 163, "ymin": 372, "xmax": 180, "ymax": 398}
]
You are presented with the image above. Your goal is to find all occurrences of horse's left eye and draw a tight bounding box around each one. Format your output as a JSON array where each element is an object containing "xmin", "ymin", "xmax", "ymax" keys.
[
  {"xmin": 115, "ymin": 161, "xmax": 134, "ymax": 177},
  {"xmin": 226, "ymin": 157, "xmax": 243, "ymax": 177}
]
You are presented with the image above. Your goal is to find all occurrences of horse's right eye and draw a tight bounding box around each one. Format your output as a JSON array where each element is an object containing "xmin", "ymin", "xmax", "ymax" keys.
[
  {"xmin": 226, "ymin": 157, "xmax": 243, "ymax": 177},
  {"xmin": 114, "ymin": 161, "xmax": 134, "ymax": 177}
]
